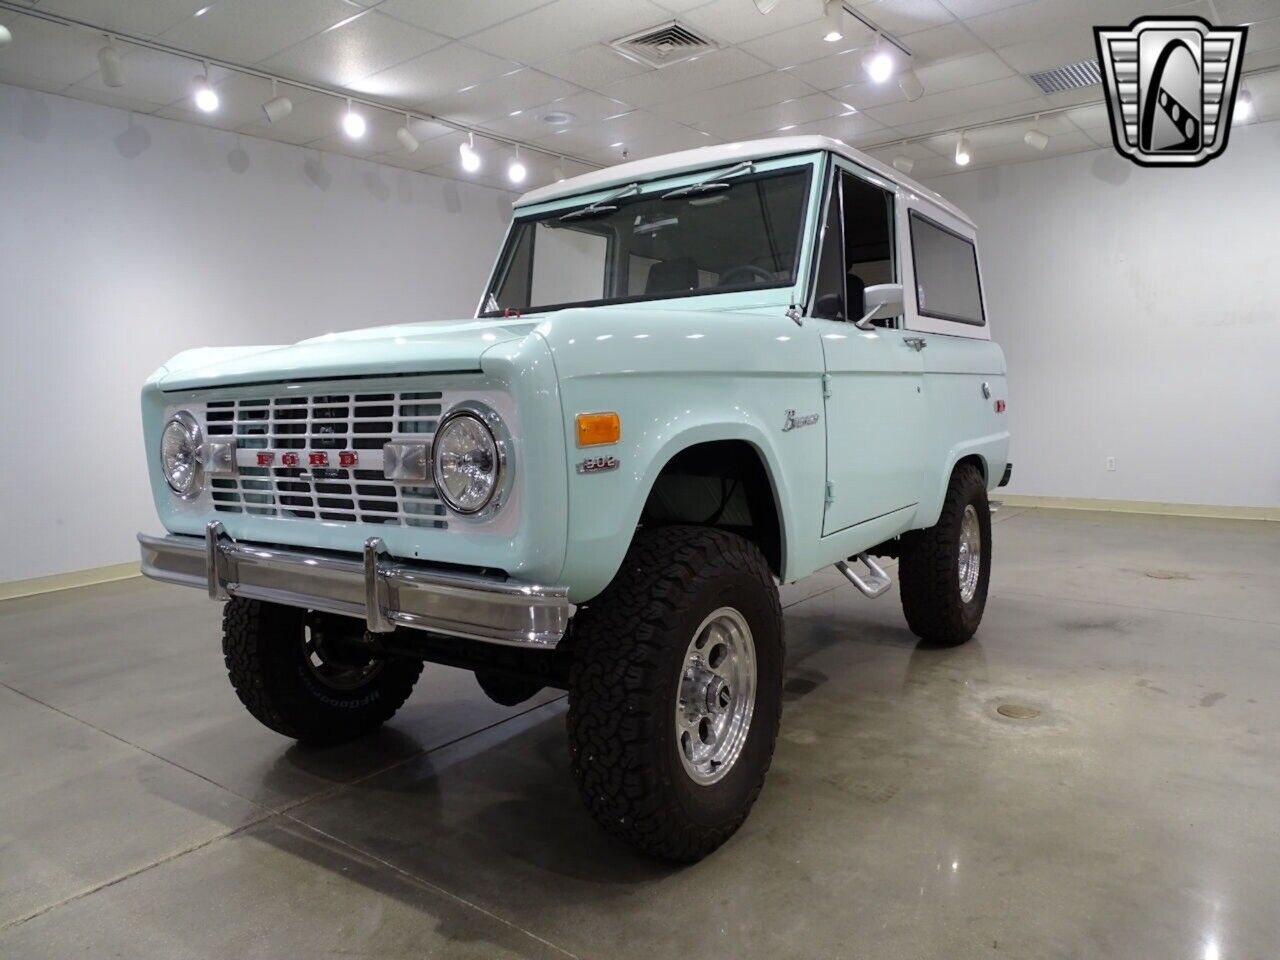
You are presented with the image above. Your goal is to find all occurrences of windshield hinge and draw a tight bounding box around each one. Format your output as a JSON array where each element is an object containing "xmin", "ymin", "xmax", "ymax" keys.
[
  {"xmin": 821, "ymin": 373, "xmax": 832, "ymax": 399},
  {"xmin": 825, "ymin": 481, "xmax": 835, "ymax": 507},
  {"xmin": 786, "ymin": 304, "xmax": 803, "ymax": 326}
]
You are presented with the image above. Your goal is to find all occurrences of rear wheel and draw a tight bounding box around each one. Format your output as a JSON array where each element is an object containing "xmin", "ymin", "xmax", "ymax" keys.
[
  {"xmin": 899, "ymin": 463, "xmax": 992, "ymax": 646},
  {"xmin": 222, "ymin": 599, "xmax": 423, "ymax": 745},
  {"xmin": 566, "ymin": 526, "xmax": 784, "ymax": 862}
]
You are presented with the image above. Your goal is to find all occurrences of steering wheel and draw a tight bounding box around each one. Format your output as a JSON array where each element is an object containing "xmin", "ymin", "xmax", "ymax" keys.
[{"xmin": 719, "ymin": 264, "xmax": 775, "ymax": 287}]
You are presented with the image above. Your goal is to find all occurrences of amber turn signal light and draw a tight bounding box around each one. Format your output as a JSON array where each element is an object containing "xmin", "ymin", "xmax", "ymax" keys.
[{"xmin": 576, "ymin": 412, "xmax": 620, "ymax": 447}]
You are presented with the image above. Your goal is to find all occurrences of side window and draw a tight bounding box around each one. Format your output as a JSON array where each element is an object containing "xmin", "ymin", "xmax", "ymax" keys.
[
  {"xmin": 811, "ymin": 174, "xmax": 845, "ymax": 320},
  {"xmin": 909, "ymin": 213, "xmax": 985, "ymax": 325},
  {"xmin": 840, "ymin": 171, "xmax": 896, "ymax": 327}
]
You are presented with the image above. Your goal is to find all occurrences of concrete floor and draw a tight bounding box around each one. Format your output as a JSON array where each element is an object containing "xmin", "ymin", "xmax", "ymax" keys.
[{"xmin": 1, "ymin": 507, "xmax": 1278, "ymax": 959}]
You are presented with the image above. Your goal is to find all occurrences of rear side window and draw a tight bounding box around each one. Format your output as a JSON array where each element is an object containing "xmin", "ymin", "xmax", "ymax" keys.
[{"xmin": 909, "ymin": 212, "xmax": 984, "ymax": 325}]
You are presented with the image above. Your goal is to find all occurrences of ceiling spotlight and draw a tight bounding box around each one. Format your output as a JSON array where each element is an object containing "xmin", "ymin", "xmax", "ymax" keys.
[
  {"xmin": 192, "ymin": 66, "xmax": 218, "ymax": 113},
  {"xmin": 98, "ymin": 37, "xmax": 125, "ymax": 88},
  {"xmin": 396, "ymin": 114, "xmax": 419, "ymax": 153},
  {"xmin": 1235, "ymin": 89, "xmax": 1253, "ymax": 121},
  {"xmin": 754, "ymin": 0, "xmax": 779, "ymax": 12},
  {"xmin": 0, "ymin": 24, "xmax": 11, "ymax": 48},
  {"xmin": 899, "ymin": 68, "xmax": 923, "ymax": 102},
  {"xmin": 1024, "ymin": 118, "xmax": 1049, "ymax": 151},
  {"xmin": 892, "ymin": 154, "xmax": 914, "ymax": 174},
  {"xmin": 862, "ymin": 35, "xmax": 894, "ymax": 84},
  {"xmin": 262, "ymin": 78, "xmax": 292, "ymax": 123},
  {"xmin": 459, "ymin": 132, "xmax": 481, "ymax": 172},
  {"xmin": 508, "ymin": 147, "xmax": 527, "ymax": 184},
  {"xmin": 955, "ymin": 133, "xmax": 971, "ymax": 166},
  {"xmin": 822, "ymin": 0, "xmax": 844, "ymax": 43},
  {"xmin": 342, "ymin": 99, "xmax": 366, "ymax": 139}
]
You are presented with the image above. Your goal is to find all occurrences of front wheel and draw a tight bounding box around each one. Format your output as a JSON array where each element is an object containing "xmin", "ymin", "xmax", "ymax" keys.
[
  {"xmin": 566, "ymin": 526, "xmax": 784, "ymax": 862},
  {"xmin": 222, "ymin": 599, "xmax": 423, "ymax": 745},
  {"xmin": 898, "ymin": 463, "xmax": 992, "ymax": 646}
]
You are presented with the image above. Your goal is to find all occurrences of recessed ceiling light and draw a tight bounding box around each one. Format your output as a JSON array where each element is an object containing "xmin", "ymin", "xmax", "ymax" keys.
[
  {"xmin": 509, "ymin": 109, "xmax": 522, "ymax": 117},
  {"xmin": 542, "ymin": 110, "xmax": 575, "ymax": 125},
  {"xmin": 193, "ymin": 4, "xmax": 213, "ymax": 16}
]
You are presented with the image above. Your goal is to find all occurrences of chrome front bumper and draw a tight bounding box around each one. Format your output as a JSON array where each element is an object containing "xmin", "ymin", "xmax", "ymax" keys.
[{"xmin": 138, "ymin": 522, "xmax": 571, "ymax": 648}]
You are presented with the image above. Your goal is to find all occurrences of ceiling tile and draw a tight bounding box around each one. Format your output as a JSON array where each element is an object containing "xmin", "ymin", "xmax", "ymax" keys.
[
  {"xmin": 886, "ymin": 93, "xmax": 1046, "ymax": 137},
  {"xmin": 698, "ymin": 92, "xmax": 847, "ymax": 139},
  {"xmin": 157, "ymin": 0, "xmax": 357, "ymax": 65},
  {"xmin": 913, "ymin": 50, "xmax": 1013, "ymax": 92},
  {"xmin": 993, "ymin": 34, "xmax": 1096, "ymax": 75},
  {"xmin": 680, "ymin": 0, "xmax": 823, "ymax": 45},
  {"xmin": 63, "ymin": 85, "xmax": 169, "ymax": 114},
  {"xmin": 934, "ymin": 0, "xmax": 1029, "ymax": 17},
  {"xmin": 475, "ymin": 90, "xmax": 633, "ymax": 139},
  {"xmin": 920, "ymin": 127, "xmax": 1097, "ymax": 168},
  {"xmin": 781, "ymin": 110, "xmax": 889, "ymax": 142},
  {"xmin": 1063, "ymin": 102, "xmax": 1109, "ymax": 131},
  {"xmin": 738, "ymin": 17, "xmax": 877, "ymax": 69},
  {"xmin": 788, "ymin": 48, "xmax": 881, "ymax": 91},
  {"xmin": 376, "ymin": 0, "xmax": 556, "ymax": 38},
  {"xmin": 1241, "ymin": 15, "xmax": 1280, "ymax": 53},
  {"xmin": 647, "ymin": 70, "xmax": 817, "ymax": 122},
  {"xmin": 852, "ymin": 0, "xmax": 956, "ymax": 37},
  {"xmin": 1215, "ymin": 1, "xmax": 1280, "ymax": 21},
  {"xmin": 964, "ymin": 0, "xmax": 1153, "ymax": 49},
  {"xmin": 598, "ymin": 47, "xmax": 773, "ymax": 107},
  {"xmin": 651, "ymin": 0, "xmax": 719, "ymax": 11},
  {"xmin": 825, "ymin": 74, "xmax": 916, "ymax": 111},
  {"xmin": 348, "ymin": 42, "xmax": 518, "ymax": 106},
  {"xmin": 259, "ymin": 11, "xmax": 447, "ymax": 88},
  {"xmin": 463, "ymin": 0, "xmax": 671, "ymax": 65},
  {"xmin": 1242, "ymin": 69, "xmax": 1280, "ymax": 121},
  {"xmin": 36, "ymin": 0, "xmax": 210, "ymax": 38},
  {"xmin": 863, "ymin": 73, "xmax": 1039, "ymax": 126},
  {"xmin": 895, "ymin": 20, "xmax": 986, "ymax": 61},
  {"xmin": 422, "ymin": 68, "xmax": 581, "ymax": 125},
  {"xmin": 534, "ymin": 110, "xmax": 707, "ymax": 159},
  {"xmin": 535, "ymin": 44, "xmax": 651, "ymax": 90},
  {"xmin": 866, "ymin": 139, "xmax": 943, "ymax": 164},
  {"xmin": 0, "ymin": 12, "xmax": 100, "ymax": 88}
]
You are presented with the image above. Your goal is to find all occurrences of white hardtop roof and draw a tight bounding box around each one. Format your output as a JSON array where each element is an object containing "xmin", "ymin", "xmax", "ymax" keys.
[{"xmin": 515, "ymin": 135, "xmax": 973, "ymax": 229}]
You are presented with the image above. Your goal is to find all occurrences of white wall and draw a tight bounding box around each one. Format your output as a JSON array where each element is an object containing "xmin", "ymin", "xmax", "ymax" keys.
[
  {"xmin": 0, "ymin": 84, "xmax": 514, "ymax": 583},
  {"xmin": 926, "ymin": 119, "xmax": 1280, "ymax": 509}
]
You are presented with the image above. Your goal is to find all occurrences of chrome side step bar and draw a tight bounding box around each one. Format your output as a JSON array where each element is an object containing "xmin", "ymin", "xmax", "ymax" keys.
[{"xmin": 835, "ymin": 553, "xmax": 892, "ymax": 599}]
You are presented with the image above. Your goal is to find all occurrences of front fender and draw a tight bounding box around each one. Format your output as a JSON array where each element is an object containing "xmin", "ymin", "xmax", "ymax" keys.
[{"xmin": 536, "ymin": 307, "xmax": 827, "ymax": 602}]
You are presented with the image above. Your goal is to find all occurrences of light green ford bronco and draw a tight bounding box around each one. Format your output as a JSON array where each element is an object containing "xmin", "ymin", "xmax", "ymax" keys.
[{"xmin": 140, "ymin": 135, "xmax": 1010, "ymax": 861}]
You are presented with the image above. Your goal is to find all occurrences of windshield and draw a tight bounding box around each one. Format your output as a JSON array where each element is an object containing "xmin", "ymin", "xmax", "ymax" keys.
[{"xmin": 483, "ymin": 166, "xmax": 811, "ymax": 316}]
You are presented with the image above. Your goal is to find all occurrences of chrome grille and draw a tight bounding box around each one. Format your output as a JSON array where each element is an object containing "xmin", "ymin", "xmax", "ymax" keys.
[{"xmin": 204, "ymin": 391, "xmax": 447, "ymax": 529}]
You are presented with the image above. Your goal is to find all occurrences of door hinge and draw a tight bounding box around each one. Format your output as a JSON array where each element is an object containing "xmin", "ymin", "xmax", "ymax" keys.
[
  {"xmin": 821, "ymin": 373, "xmax": 832, "ymax": 399},
  {"xmin": 825, "ymin": 481, "xmax": 835, "ymax": 506}
]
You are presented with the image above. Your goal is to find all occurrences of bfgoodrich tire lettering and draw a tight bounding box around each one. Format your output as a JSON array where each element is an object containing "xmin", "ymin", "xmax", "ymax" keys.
[
  {"xmin": 222, "ymin": 598, "xmax": 422, "ymax": 745},
  {"xmin": 566, "ymin": 526, "xmax": 784, "ymax": 862},
  {"xmin": 898, "ymin": 463, "xmax": 992, "ymax": 646}
]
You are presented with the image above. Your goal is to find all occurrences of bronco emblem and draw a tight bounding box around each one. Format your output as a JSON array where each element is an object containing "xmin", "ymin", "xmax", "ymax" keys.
[{"xmin": 782, "ymin": 409, "xmax": 820, "ymax": 431}]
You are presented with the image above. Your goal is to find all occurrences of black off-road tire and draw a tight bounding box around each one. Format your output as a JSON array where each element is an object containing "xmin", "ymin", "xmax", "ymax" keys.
[
  {"xmin": 222, "ymin": 598, "xmax": 423, "ymax": 745},
  {"xmin": 899, "ymin": 463, "xmax": 992, "ymax": 646},
  {"xmin": 566, "ymin": 526, "xmax": 784, "ymax": 862}
]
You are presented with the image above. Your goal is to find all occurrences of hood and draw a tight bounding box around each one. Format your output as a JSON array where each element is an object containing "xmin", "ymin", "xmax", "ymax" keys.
[{"xmin": 156, "ymin": 318, "xmax": 539, "ymax": 391}]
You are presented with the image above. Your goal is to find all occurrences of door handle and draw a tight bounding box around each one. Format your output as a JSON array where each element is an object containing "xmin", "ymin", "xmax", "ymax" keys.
[{"xmin": 904, "ymin": 336, "xmax": 927, "ymax": 351}]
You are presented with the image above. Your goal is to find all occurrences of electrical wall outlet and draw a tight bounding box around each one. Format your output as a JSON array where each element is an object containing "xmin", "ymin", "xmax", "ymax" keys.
[{"xmin": 1106, "ymin": 457, "xmax": 1117, "ymax": 471}]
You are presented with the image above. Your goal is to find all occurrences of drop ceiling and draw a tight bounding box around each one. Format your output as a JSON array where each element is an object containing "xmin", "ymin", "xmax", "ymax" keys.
[{"xmin": 1, "ymin": 0, "xmax": 1277, "ymax": 188}]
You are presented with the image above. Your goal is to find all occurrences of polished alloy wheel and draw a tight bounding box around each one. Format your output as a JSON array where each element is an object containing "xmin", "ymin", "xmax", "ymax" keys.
[
  {"xmin": 958, "ymin": 503, "xmax": 982, "ymax": 603},
  {"xmin": 676, "ymin": 606, "xmax": 757, "ymax": 785}
]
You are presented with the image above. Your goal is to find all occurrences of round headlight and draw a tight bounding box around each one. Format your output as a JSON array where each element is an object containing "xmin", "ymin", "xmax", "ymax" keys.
[
  {"xmin": 160, "ymin": 410, "xmax": 203, "ymax": 498},
  {"xmin": 432, "ymin": 411, "xmax": 502, "ymax": 515}
]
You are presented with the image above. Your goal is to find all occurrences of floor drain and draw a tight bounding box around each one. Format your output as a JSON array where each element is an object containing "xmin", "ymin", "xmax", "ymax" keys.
[{"xmin": 997, "ymin": 703, "xmax": 1040, "ymax": 720}]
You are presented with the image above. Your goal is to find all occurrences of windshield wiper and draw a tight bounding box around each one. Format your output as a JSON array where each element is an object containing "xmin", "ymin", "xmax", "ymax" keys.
[
  {"xmin": 559, "ymin": 181, "xmax": 641, "ymax": 222},
  {"xmin": 661, "ymin": 160, "xmax": 755, "ymax": 200}
]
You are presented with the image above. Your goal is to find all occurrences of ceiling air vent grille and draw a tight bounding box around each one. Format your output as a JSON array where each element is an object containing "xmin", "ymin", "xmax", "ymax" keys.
[
  {"xmin": 1027, "ymin": 58, "xmax": 1102, "ymax": 94},
  {"xmin": 611, "ymin": 21, "xmax": 717, "ymax": 69}
]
